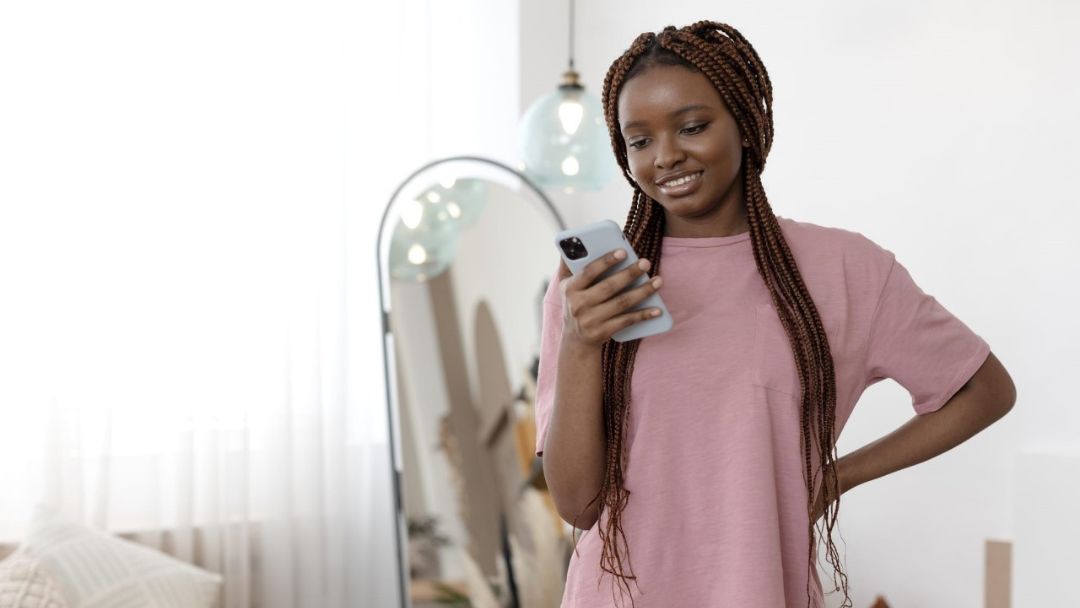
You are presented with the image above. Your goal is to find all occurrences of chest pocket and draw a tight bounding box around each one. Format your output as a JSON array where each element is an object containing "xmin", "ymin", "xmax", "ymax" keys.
[{"xmin": 752, "ymin": 302, "xmax": 841, "ymax": 397}]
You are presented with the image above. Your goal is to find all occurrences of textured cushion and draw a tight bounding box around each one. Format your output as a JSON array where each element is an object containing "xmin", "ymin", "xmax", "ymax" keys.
[
  {"xmin": 0, "ymin": 553, "xmax": 68, "ymax": 608},
  {"xmin": 16, "ymin": 506, "xmax": 221, "ymax": 608}
]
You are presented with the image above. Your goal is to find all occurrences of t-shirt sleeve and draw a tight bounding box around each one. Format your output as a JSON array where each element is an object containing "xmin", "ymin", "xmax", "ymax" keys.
[
  {"xmin": 534, "ymin": 267, "xmax": 564, "ymax": 457},
  {"xmin": 862, "ymin": 253, "xmax": 991, "ymax": 415}
]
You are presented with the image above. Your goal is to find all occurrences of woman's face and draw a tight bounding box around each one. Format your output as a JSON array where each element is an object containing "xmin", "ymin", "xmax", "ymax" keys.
[{"xmin": 617, "ymin": 63, "xmax": 749, "ymax": 236}]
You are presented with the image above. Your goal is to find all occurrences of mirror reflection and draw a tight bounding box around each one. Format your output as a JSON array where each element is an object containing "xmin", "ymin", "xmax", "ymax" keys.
[{"xmin": 378, "ymin": 158, "xmax": 571, "ymax": 607}]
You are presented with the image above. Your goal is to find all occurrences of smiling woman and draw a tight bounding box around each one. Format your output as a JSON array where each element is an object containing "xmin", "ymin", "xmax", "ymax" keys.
[
  {"xmin": 617, "ymin": 67, "xmax": 750, "ymax": 238},
  {"xmin": 533, "ymin": 20, "xmax": 1013, "ymax": 608}
]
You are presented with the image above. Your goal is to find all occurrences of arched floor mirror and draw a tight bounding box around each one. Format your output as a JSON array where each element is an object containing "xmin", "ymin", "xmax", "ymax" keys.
[{"xmin": 376, "ymin": 156, "xmax": 572, "ymax": 607}]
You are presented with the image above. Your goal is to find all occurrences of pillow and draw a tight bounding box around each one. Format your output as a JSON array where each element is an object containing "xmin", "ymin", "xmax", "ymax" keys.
[
  {"xmin": 16, "ymin": 506, "xmax": 221, "ymax": 608},
  {"xmin": 0, "ymin": 553, "xmax": 69, "ymax": 608}
]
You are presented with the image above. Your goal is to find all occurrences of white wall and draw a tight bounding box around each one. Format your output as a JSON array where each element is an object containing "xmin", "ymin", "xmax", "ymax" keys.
[{"xmin": 520, "ymin": 0, "xmax": 1080, "ymax": 606}]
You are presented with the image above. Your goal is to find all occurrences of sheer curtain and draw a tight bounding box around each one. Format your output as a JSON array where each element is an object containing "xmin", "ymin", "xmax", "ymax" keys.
[
  {"xmin": 0, "ymin": 0, "xmax": 429, "ymax": 606},
  {"xmin": 0, "ymin": 199, "xmax": 352, "ymax": 607}
]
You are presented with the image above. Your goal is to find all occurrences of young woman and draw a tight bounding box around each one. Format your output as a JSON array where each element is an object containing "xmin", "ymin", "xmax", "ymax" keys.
[{"xmin": 534, "ymin": 21, "xmax": 1017, "ymax": 608}]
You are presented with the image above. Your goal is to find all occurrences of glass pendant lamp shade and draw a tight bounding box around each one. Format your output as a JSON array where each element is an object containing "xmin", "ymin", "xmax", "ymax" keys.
[
  {"xmin": 428, "ymin": 177, "xmax": 488, "ymax": 229},
  {"xmin": 387, "ymin": 177, "xmax": 491, "ymax": 282},
  {"xmin": 517, "ymin": 70, "xmax": 615, "ymax": 191},
  {"xmin": 388, "ymin": 192, "xmax": 460, "ymax": 283}
]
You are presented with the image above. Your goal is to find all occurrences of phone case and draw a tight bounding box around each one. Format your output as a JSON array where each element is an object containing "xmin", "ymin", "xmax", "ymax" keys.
[{"xmin": 553, "ymin": 219, "xmax": 673, "ymax": 342}]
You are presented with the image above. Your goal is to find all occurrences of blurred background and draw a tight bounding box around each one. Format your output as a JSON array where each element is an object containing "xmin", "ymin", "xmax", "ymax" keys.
[{"xmin": 1, "ymin": 0, "xmax": 1078, "ymax": 607}]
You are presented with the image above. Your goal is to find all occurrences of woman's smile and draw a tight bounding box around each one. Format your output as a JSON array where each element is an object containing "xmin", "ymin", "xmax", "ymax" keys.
[{"xmin": 656, "ymin": 170, "xmax": 704, "ymax": 197}]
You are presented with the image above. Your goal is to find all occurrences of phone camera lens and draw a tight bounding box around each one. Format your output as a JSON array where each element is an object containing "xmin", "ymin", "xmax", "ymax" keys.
[{"xmin": 559, "ymin": 237, "xmax": 588, "ymax": 261}]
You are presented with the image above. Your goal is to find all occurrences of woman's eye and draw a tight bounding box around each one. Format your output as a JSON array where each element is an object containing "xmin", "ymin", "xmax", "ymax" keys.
[
  {"xmin": 682, "ymin": 123, "xmax": 707, "ymax": 135},
  {"xmin": 627, "ymin": 139, "xmax": 649, "ymax": 150}
]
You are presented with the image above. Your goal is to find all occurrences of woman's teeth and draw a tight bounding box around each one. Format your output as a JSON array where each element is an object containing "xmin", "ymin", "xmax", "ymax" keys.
[{"xmin": 661, "ymin": 171, "xmax": 702, "ymax": 187}]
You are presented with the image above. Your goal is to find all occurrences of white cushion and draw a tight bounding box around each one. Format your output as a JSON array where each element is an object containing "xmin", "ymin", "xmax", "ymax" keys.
[
  {"xmin": 0, "ymin": 553, "xmax": 69, "ymax": 608},
  {"xmin": 17, "ymin": 506, "xmax": 221, "ymax": 608}
]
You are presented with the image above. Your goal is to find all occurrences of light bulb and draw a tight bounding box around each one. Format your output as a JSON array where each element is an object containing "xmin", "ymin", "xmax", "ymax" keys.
[
  {"xmin": 407, "ymin": 244, "xmax": 428, "ymax": 265},
  {"xmin": 561, "ymin": 155, "xmax": 580, "ymax": 176},
  {"xmin": 400, "ymin": 199, "xmax": 424, "ymax": 230},
  {"xmin": 557, "ymin": 99, "xmax": 584, "ymax": 135}
]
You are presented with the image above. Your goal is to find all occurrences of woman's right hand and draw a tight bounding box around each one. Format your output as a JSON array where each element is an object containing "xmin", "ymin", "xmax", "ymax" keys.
[{"xmin": 556, "ymin": 248, "xmax": 664, "ymax": 349}]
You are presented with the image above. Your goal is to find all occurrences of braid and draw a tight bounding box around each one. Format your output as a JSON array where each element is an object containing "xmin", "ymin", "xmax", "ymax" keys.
[{"xmin": 591, "ymin": 21, "xmax": 852, "ymax": 608}]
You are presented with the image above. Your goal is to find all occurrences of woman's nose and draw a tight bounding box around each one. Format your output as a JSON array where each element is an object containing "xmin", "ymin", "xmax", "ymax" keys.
[{"xmin": 653, "ymin": 135, "xmax": 686, "ymax": 169}]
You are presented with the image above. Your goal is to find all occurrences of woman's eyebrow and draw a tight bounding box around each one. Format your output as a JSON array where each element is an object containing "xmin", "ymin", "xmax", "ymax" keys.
[{"xmin": 621, "ymin": 103, "xmax": 712, "ymax": 133}]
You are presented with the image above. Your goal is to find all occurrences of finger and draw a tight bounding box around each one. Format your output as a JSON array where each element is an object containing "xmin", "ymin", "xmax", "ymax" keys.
[
  {"xmin": 593, "ymin": 269, "xmax": 662, "ymax": 320},
  {"xmin": 600, "ymin": 305, "xmax": 664, "ymax": 339},
  {"xmin": 581, "ymin": 256, "xmax": 651, "ymax": 309},
  {"xmin": 575, "ymin": 248, "xmax": 628, "ymax": 291}
]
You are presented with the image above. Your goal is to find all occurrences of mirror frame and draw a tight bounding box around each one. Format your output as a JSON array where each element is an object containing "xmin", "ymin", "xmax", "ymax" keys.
[{"xmin": 375, "ymin": 155, "xmax": 566, "ymax": 606}]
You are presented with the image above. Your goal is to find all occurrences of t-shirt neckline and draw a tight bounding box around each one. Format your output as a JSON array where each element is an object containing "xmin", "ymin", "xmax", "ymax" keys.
[
  {"xmin": 661, "ymin": 216, "xmax": 787, "ymax": 248},
  {"xmin": 662, "ymin": 231, "xmax": 750, "ymax": 247}
]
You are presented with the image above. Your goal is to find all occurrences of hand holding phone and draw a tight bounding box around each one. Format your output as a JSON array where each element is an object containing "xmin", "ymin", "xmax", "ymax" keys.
[{"xmin": 554, "ymin": 220, "xmax": 673, "ymax": 345}]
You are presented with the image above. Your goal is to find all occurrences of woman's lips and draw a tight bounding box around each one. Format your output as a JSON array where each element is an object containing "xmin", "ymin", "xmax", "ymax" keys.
[{"xmin": 657, "ymin": 170, "xmax": 703, "ymax": 198}]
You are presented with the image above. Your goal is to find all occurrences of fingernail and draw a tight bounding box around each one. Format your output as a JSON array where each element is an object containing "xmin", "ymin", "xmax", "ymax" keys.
[
  {"xmin": 651, "ymin": 277, "xmax": 663, "ymax": 288},
  {"xmin": 614, "ymin": 249, "xmax": 627, "ymax": 260},
  {"xmin": 638, "ymin": 258, "xmax": 651, "ymax": 271}
]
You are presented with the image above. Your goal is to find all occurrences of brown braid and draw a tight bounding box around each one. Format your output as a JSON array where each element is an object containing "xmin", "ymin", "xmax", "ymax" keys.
[{"xmin": 570, "ymin": 21, "xmax": 853, "ymax": 608}]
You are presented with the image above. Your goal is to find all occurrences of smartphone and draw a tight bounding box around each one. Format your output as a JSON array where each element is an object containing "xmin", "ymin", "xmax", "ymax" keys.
[{"xmin": 554, "ymin": 219, "xmax": 673, "ymax": 342}]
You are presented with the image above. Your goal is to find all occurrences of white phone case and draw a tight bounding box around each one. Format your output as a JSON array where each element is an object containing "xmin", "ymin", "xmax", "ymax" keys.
[{"xmin": 554, "ymin": 219, "xmax": 673, "ymax": 342}]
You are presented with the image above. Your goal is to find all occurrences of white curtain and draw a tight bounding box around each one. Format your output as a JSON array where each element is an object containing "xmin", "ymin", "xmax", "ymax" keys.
[
  {"xmin": 0, "ymin": 0, "xmax": 517, "ymax": 604},
  {"xmin": 0, "ymin": 0, "xmax": 432, "ymax": 606}
]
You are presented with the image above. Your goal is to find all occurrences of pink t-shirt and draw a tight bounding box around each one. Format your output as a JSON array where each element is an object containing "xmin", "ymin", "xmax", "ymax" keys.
[{"xmin": 534, "ymin": 215, "xmax": 991, "ymax": 608}]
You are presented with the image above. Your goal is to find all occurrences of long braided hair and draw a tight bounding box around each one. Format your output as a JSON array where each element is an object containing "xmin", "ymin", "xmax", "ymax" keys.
[{"xmin": 573, "ymin": 21, "xmax": 852, "ymax": 608}]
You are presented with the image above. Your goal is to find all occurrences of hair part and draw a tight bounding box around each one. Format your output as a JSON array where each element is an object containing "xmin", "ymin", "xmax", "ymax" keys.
[
  {"xmin": 573, "ymin": 21, "xmax": 853, "ymax": 608},
  {"xmin": 621, "ymin": 41, "xmax": 698, "ymax": 83}
]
